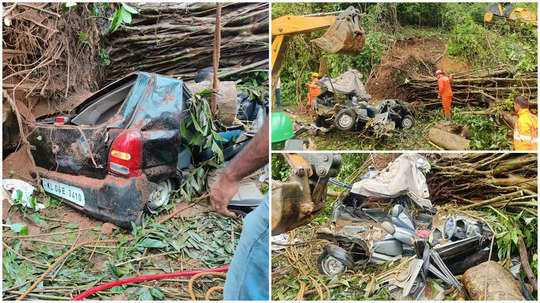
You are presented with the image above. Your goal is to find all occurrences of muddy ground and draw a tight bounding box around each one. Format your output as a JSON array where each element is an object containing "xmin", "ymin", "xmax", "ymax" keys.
[{"xmin": 366, "ymin": 37, "xmax": 469, "ymax": 100}]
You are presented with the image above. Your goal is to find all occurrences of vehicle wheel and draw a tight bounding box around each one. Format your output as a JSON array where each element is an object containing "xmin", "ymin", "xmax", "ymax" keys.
[
  {"xmin": 147, "ymin": 179, "xmax": 172, "ymax": 213},
  {"xmin": 317, "ymin": 245, "xmax": 353, "ymax": 275},
  {"xmin": 401, "ymin": 115, "xmax": 414, "ymax": 129},
  {"xmin": 335, "ymin": 109, "xmax": 357, "ymax": 131}
]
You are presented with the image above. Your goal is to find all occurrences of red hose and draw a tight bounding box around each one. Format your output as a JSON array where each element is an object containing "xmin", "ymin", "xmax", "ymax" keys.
[{"xmin": 72, "ymin": 266, "xmax": 229, "ymax": 300}]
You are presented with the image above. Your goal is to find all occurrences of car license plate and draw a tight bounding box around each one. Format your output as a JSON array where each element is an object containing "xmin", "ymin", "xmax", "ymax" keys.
[{"xmin": 42, "ymin": 179, "xmax": 85, "ymax": 207}]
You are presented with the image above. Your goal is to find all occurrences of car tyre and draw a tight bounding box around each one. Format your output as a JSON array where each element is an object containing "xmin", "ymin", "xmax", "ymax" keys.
[
  {"xmin": 147, "ymin": 179, "xmax": 172, "ymax": 213},
  {"xmin": 317, "ymin": 245, "xmax": 353, "ymax": 275},
  {"xmin": 335, "ymin": 109, "xmax": 357, "ymax": 131},
  {"xmin": 401, "ymin": 115, "xmax": 414, "ymax": 129}
]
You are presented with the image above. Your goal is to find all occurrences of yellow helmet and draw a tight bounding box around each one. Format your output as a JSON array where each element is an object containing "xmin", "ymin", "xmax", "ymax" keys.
[{"xmin": 311, "ymin": 72, "xmax": 319, "ymax": 77}]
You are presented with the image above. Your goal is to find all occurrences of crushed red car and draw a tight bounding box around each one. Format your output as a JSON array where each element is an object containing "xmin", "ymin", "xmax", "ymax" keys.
[{"xmin": 28, "ymin": 72, "xmax": 254, "ymax": 228}]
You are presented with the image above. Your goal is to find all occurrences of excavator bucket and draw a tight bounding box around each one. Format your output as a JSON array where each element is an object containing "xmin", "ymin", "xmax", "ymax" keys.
[
  {"xmin": 272, "ymin": 181, "xmax": 323, "ymax": 235},
  {"xmin": 271, "ymin": 153, "xmax": 341, "ymax": 235},
  {"xmin": 312, "ymin": 7, "xmax": 366, "ymax": 55}
]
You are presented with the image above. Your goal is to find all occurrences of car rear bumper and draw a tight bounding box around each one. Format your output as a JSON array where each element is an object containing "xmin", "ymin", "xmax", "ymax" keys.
[{"xmin": 36, "ymin": 168, "xmax": 153, "ymax": 228}]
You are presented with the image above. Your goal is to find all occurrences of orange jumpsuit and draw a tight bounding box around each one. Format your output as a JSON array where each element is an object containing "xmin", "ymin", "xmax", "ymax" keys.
[
  {"xmin": 307, "ymin": 77, "xmax": 321, "ymax": 106},
  {"xmin": 514, "ymin": 108, "xmax": 538, "ymax": 150},
  {"xmin": 438, "ymin": 75, "xmax": 453, "ymax": 116}
]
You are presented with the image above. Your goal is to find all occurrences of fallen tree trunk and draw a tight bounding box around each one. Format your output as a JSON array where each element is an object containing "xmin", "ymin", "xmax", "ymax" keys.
[
  {"xmin": 427, "ymin": 153, "xmax": 537, "ymax": 211},
  {"xmin": 403, "ymin": 69, "xmax": 537, "ymax": 108},
  {"xmin": 106, "ymin": 2, "xmax": 269, "ymax": 81}
]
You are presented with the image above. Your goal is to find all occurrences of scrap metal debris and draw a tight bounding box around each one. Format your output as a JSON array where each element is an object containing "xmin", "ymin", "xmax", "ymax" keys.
[{"xmin": 272, "ymin": 153, "xmax": 537, "ymax": 300}]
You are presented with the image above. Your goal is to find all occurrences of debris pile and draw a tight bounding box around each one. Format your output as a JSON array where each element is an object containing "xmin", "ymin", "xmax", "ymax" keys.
[
  {"xmin": 366, "ymin": 38, "xmax": 446, "ymax": 100},
  {"xmin": 2, "ymin": 203, "xmax": 240, "ymax": 300},
  {"xmin": 3, "ymin": 3, "xmax": 104, "ymax": 107}
]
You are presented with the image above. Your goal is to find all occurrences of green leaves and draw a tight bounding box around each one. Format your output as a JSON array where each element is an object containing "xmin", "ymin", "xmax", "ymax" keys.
[
  {"xmin": 110, "ymin": 3, "xmax": 139, "ymax": 33},
  {"xmin": 491, "ymin": 207, "xmax": 537, "ymax": 263},
  {"xmin": 177, "ymin": 92, "xmax": 226, "ymax": 201},
  {"xmin": 10, "ymin": 223, "xmax": 28, "ymax": 235},
  {"xmin": 99, "ymin": 48, "xmax": 111, "ymax": 66},
  {"xmin": 138, "ymin": 238, "xmax": 168, "ymax": 249},
  {"xmin": 15, "ymin": 189, "xmax": 23, "ymax": 202},
  {"xmin": 121, "ymin": 3, "xmax": 138, "ymax": 14}
]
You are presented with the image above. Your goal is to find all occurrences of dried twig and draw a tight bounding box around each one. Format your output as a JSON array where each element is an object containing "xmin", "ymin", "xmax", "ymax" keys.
[
  {"xmin": 50, "ymin": 233, "xmax": 80, "ymax": 281},
  {"xmin": 156, "ymin": 194, "xmax": 209, "ymax": 224},
  {"xmin": 514, "ymin": 223, "xmax": 538, "ymax": 292},
  {"xmin": 2, "ymin": 241, "xmax": 49, "ymax": 268},
  {"xmin": 18, "ymin": 3, "xmax": 61, "ymax": 18}
]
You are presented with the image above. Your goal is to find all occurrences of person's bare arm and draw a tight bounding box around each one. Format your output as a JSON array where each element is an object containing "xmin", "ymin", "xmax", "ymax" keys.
[{"xmin": 210, "ymin": 120, "xmax": 269, "ymax": 217}]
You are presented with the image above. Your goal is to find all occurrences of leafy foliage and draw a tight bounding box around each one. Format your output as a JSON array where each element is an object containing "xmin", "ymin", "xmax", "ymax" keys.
[
  {"xmin": 109, "ymin": 3, "xmax": 138, "ymax": 33},
  {"xmin": 444, "ymin": 2, "xmax": 537, "ymax": 71},
  {"xmin": 99, "ymin": 48, "xmax": 111, "ymax": 66},
  {"xmin": 451, "ymin": 109, "xmax": 512, "ymax": 150},
  {"xmin": 236, "ymin": 70, "xmax": 269, "ymax": 103},
  {"xmin": 489, "ymin": 207, "xmax": 538, "ymax": 272},
  {"xmin": 2, "ymin": 209, "xmax": 239, "ymax": 300},
  {"xmin": 271, "ymin": 154, "xmax": 289, "ymax": 181},
  {"xmin": 179, "ymin": 91, "xmax": 225, "ymax": 201}
]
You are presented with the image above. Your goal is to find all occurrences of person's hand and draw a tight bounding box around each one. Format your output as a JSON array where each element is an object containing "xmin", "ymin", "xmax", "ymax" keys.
[{"xmin": 209, "ymin": 173, "xmax": 238, "ymax": 218}]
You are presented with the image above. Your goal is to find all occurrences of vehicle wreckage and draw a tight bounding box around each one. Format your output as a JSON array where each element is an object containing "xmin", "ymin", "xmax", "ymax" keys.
[
  {"xmin": 27, "ymin": 72, "xmax": 266, "ymax": 228},
  {"xmin": 312, "ymin": 69, "xmax": 415, "ymax": 135},
  {"xmin": 272, "ymin": 153, "xmax": 515, "ymax": 300}
]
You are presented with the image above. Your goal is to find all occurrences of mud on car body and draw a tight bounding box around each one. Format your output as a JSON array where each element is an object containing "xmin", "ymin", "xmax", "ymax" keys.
[{"xmin": 29, "ymin": 72, "xmax": 245, "ymax": 228}]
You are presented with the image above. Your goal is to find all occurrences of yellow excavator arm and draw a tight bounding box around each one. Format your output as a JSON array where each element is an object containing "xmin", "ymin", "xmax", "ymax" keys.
[
  {"xmin": 271, "ymin": 7, "xmax": 366, "ymax": 96},
  {"xmin": 271, "ymin": 15, "xmax": 337, "ymax": 94}
]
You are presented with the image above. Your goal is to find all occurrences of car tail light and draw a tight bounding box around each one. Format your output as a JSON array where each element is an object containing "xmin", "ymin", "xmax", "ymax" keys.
[
  {"xmin": 108, "ymin": 130, "xmax": 143, "ymax": 177},
  {"xmin": 55, "ymin": 117, "xmax": 68, "ymax": 124}
]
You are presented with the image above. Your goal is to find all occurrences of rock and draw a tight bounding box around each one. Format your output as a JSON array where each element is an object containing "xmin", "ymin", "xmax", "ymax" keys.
[
  {"xmin": 462, "ymin": 261, "xmax": 525, "ymax": 300},
  {"xmin": 101, "ymin": 222, "xmax": 116, "ymax": 235},
  {"xmin": 428, "ymin": 127, "xmax": 470, "ymax": 150}
]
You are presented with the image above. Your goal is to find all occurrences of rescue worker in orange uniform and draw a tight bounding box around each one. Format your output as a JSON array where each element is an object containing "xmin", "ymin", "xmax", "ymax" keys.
[
  {"xmin": 307, "ymin": 72, "xmax": 321, "ymax": 107},
  {"xmin": 513, "ymin": 95, "xmax": 538, "ymax": 150},
  {"xmin": 435, "ymin": 70, "xmax": 453, "ymax": 121}
]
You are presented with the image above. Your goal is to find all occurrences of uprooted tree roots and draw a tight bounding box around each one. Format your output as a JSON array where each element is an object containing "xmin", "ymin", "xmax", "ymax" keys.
[{"xmin": 3, "ymin": 3, "xmax": 105, "ymax": 107}]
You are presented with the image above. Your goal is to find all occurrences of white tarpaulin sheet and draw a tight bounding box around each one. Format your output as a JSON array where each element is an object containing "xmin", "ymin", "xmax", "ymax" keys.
[
  {"xmin": 318, "ymin": 68, "xmax": 371, "ymax": 100},
  {"xmin": 350, "ymin": 154, "xmax": 432, "ymax": 208}
]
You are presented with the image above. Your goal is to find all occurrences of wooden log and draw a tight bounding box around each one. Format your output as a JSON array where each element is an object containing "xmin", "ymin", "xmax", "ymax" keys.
[
  {"xmin": 428, "ymin": 127, "xmax": 470, "ymax": 150},
  {"xmin": 184, "ymin": 81, "xmax": 237, "ymax": 125},
  {"xmin": 105, "ymin": 2, "xmax": 269, "ymax": 82}
]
